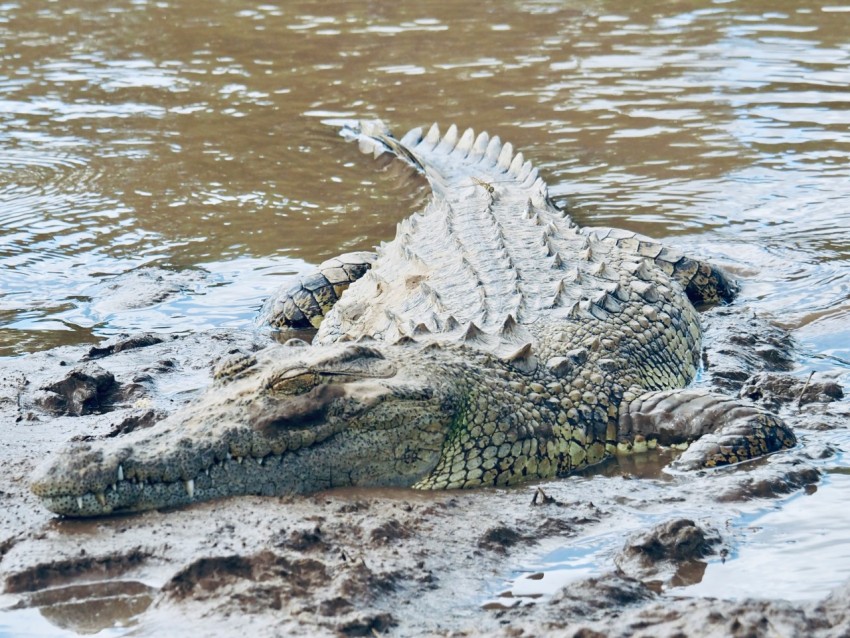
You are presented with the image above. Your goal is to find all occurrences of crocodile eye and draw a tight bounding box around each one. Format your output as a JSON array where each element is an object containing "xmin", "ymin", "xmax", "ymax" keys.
[
  {"xmin": 311, "ymin": 345, "xmax": 397, "ymax": 378},
  {"xmin": 267, "ymin": 370, "xmax": 318, "ymax": 395}
]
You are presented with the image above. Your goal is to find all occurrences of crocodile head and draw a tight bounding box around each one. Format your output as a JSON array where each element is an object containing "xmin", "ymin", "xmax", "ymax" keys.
[{"xmin": 31, "ymin": 341, "xmax": 457, "ymax": 517}]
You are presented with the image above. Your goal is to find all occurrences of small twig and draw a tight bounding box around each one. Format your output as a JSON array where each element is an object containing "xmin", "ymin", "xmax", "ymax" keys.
[
  {"xmin": 796, "ymin": 371, "xmax": 815, "ymax": 410},
  {"xmin": 531, "ymin": 486, "xmax": 554, "ymax": 505}
]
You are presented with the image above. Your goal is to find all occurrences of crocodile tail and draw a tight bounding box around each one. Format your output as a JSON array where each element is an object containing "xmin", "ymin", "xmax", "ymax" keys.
[{"xmin": 339, "ymin": 119, "xmax": 425, "ymax": 173}]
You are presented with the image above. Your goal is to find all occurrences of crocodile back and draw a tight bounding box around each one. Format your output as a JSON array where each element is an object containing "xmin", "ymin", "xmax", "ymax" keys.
[{"xmin": 315, "ymin": 121, "xmax": 698, "ymax": 383}]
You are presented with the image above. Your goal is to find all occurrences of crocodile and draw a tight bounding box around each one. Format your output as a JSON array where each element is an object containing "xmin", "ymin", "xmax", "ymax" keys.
[{"xmin": 31, "ymin": 120, "xmax": 795, "ymax": 516}]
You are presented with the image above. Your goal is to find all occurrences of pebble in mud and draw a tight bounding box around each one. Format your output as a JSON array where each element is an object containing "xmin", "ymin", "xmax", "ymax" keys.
[
  {"xmin": 740, "ymin": 372, "xmax": 844, "ymax": 411},
  {"xmin": 34, "ymin": 363, "xmax": 118, "ymax": 416},
  {"xmin": 478, "ymin": 526, "xmax": 528, "ymax": 554},
  {"xmin": 613, "ymin": 518, "xmax": 722, "ymax": 588}
]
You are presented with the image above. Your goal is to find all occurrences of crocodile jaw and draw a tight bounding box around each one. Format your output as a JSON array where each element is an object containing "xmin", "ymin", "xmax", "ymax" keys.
[
  {"xmin": 30, "ymin": 343, "xmax": 453, "ymax": 517},
  {"xmin": 31, "ymin": 424, "xmax": 436, "ymax": 516},
  {"xmin": 30, "ymin": 422, "xmax": 340, "ymax": 516}
]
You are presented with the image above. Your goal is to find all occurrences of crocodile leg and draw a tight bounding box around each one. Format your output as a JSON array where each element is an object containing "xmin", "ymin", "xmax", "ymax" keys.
[
  {"xmin": 583, "ymin": 228, "xmax": 738, "ymax": 307},
  {"xmin": 616, "ymin": 388, "xmax": 796, "ymax": 470},
  {"xmin": 259, "ymin": 251, "xmax": 377, "ymax": 329}
]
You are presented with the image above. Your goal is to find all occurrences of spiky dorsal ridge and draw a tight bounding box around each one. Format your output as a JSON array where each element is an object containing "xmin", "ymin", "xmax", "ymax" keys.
[
  {"xmin": 340, "ymin": 119, "xmax": 554, "ymax": 206},
  {"xmin": 321, "ymin": 120, "xmax": 604, "ymax": 361},
  {"xmin": 397, "ymin": 122, "xmax": 551, "ymax": 202}
]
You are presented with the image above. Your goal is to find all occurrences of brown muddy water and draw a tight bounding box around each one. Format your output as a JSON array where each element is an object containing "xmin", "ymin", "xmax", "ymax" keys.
[{"xmin": 1, "ymin": 0, "xmax": 850, "ymax": 635}]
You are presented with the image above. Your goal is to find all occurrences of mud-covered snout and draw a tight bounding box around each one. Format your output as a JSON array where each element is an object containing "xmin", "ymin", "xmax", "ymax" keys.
[
  {"xmin": 31, "ymin": 441, "xmax": 129, "ymax": 499},
  {"xmin": 30, "ymin": 440, "xmax": 136, "ymax": 516},
  {"xmin": 30, "ymin": 341, "xmax": 450, "ymax": 517}
]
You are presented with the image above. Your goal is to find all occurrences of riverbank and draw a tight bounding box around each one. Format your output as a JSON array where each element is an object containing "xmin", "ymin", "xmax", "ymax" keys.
[{"xmin": 1, "ymin": 307, "xmax": 848, "ymax": 637}]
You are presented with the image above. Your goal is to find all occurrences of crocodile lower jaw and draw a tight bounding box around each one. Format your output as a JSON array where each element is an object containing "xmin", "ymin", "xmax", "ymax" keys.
[{"xmin": 39, "ymin": 451, "xmax": 319, "ymax": 517}]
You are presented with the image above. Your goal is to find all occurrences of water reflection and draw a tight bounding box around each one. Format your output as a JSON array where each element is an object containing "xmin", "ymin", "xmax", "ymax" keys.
[{"xmin": 0, "ymin": 580, "xmax": 152, "ymax": 637}]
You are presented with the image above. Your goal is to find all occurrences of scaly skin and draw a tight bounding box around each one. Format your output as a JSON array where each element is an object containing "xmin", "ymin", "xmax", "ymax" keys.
[
  {"xmin": 259, "ymin": 252, "xmax": 377, "ymax": 329},
  {"xmin": 29, "ymin": 296, "xmax": 685, "ymax": 516},
  {"xmin": 30, "ymin": 120, "xmax": 795, "ymax": 516}
]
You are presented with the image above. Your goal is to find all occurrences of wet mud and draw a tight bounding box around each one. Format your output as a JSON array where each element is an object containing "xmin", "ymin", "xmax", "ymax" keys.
[
  {"xmin": 494, "ymin": 573, "xmax": 850, "ymax": 638},
  {"xmin": 1, "ymin": 300, "xmax": 848, "ymax": 637}
]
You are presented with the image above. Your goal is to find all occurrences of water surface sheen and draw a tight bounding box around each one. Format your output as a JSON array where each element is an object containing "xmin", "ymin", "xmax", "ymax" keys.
[{"xmin": 1, "ymin": 0, "xmax": 849, "ymax": 613}]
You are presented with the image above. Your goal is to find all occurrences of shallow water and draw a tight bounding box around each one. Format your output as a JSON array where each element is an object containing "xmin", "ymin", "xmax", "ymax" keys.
[
  {"xmin": 486, "ymin": 429, "xmax": 850, "ymax": 607},
  {"xmin": 680, "ymin": 430, "xmax": 850, "ymax": 601},
  {"xmin": 3, "ymin": 0, "xmax": 849, "ymax": 362},
  {"xmin": 2, "ymin": 0, "xmax": 850, "ymax": 631},
  {"xmin": 0, "ymin": 580, "xmax": 152, "ymax": 637}
]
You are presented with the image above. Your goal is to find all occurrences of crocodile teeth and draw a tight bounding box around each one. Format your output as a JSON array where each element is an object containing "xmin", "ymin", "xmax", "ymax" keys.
[
  {"xmin": 237, "ymin": 456, "xmax": 244, "ymax": 464},
  {"xmin": 111, "ymin": 483, "xmax": 117, "ymax": 492},
  {"xmin": 184, "ymin": 479, "xmax": 195, "ymax": 498},
  {"xmin": 77, "ymin": 496, "xmax": 84, "ymax": 510},
  {"xmin": 95, "ymin": 492, "xmax": 106, "ymax": 507},
  {"xmin": 257, "ymin": 457, "xmax": 264, "ymax": 466},
  {"xmin": 117, "ymin": 464, "xmax": 124, "ymax": 481}
]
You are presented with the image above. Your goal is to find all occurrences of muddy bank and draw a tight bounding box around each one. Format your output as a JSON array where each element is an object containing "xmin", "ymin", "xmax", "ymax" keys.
[
  {"xmin": 1, "ymin": 305, "xmax": 848, "ymax": 637},
  {"xmin": 490, "ymin": 572, "xmax": 850, "ymax": 638}
]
